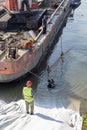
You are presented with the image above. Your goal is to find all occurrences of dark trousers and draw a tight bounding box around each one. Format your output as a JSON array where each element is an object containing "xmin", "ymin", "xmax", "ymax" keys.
[
  {"xmin": 21, "ymin": 0, "xmax": 30, "ymax": 11},
  {"xmin": 43, "ymin": 26, "xmax": 46, "ymax": 34}
]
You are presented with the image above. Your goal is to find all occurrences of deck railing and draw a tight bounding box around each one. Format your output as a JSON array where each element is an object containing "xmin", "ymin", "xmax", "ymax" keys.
[
  {"xmin": 47, "ymin": 0, "xmax": 65, "ymax": 24},
  {"xmin": 35, "ymin": 0, "xmax": 66, "ymax": 41}
]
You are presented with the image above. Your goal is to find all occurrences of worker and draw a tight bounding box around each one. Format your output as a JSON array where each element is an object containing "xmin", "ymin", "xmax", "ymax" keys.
[
  {"xmin": 23, "ymin": 38, "xmax": 34, "ymax": 50},
  {"xmin": 42, "ymin": 15, "xmax": 47, "ymax": 34},
  {"xmin": 7, "ymin": 46, "xmax": 16, "ymax": 59},
  {"xmin": 23, "ymin": 80, "xmax": 34, "ymax": 114},
  {"xmin": 48, "ymin": 79, "xmax": 56, "ymax": 88},
  {"xmin": 23, "ymin": 42, "xmax": 29, "ymax": 49},
  {"xmin": 20, "ymin": 0, "xmax": 30, "ymax": 11}
]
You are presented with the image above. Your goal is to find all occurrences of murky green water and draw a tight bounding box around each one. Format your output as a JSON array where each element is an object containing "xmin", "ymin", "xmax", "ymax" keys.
[{"xmin": 0, "ymin": 0, "xmax": 87, "ymax": 114}]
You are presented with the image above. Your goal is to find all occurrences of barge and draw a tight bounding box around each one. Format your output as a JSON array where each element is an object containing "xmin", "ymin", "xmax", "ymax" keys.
[{"xmin": 0, "ymin": 0, "xmax": 71, "ymax": 83}]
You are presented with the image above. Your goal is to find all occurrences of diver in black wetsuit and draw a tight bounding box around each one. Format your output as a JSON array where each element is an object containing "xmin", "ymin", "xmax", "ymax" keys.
[{"xmin": 48, "ymin": 79, "xmax": 56, "ymax": 88}]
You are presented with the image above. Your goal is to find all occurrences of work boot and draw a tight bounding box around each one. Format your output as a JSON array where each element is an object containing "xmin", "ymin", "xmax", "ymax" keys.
[
  {"xmin": 27, "ymin": 112, "xmax": 29, "ymax": 114},
  {"xmin": 30, "ymin": 112, "xmax": 34, "ymax": 115}
]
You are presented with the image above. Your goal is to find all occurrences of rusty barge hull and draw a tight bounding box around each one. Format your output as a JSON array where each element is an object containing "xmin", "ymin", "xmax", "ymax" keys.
[{"xmin": 0, "ymin": 0, "xmax": 71, "ymax": 83}]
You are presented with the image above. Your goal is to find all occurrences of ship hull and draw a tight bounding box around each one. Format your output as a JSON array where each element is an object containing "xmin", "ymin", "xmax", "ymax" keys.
[{"xmin": 0, "ymin": 0, "xmax": 71, "ymax": 83}]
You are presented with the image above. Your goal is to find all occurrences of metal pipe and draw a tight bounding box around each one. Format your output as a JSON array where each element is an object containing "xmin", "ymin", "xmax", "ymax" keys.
[
  {"xmin": 47, "ymin": 0, "xmax": 65, "ymax": 24},
  {"xmin": 35, "ymin": 0, "xmax": 65, "ymax": 42},
  {"xmin": 24, "ymin": 67, "xmax": 43, "ymax": 80}
]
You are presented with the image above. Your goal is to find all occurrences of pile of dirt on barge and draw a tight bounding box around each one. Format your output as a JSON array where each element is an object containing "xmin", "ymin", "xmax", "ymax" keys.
[{"xmin": 0, "ymin": 0, "xmax": 71, "ymax": 83}]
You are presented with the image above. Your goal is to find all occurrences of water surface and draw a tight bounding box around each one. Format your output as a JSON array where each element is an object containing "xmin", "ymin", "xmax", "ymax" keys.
[{"xmin": 0, "ymin": 0, "xmax": 87, "ymax": 114}]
